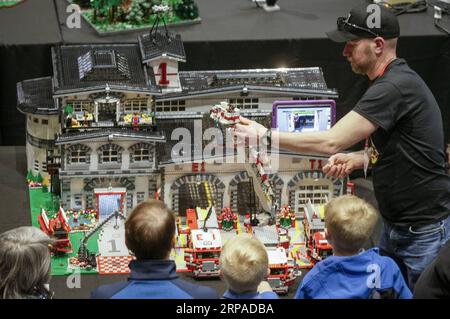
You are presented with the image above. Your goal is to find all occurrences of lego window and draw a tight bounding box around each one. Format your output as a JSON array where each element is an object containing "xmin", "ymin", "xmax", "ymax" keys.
[
  {"xmin": 123, "ymin": 99, "xmax": 148, "ymax": 113},
  {"xmin": 98, "ymin": 144, "xmax": 123, "ymax": 164},
  {"xmin": 270, "ymin": 268, "xmax": 287, "ymax": 275},
  {"xmin": 129, "ymin": 143, "xmax": 153, "ymax": 163},
  {"xmin": 74, "ymin": 194, "xmax": 82, "ymax": 208},
  {"xmin": 70, "ymin": 100, "xmax": 93, "ymax": 113},
  {"xmin": 70, "ymin": 150, "xmax": 87, "ymax": 164},
  {"xmin": 33, "ymin": 160, "xmax": 39, "ymax": 171},
  {"xmin": 155, "ymin": 100, "xmax": 186, "ymax": 112},
  {"xmin": 41, "ymin": 119, "xmax": 49, "ymax": 125},
  {"xmin": 67, "ymin": 144, "xmax": 91, "ymax": 165},
  {"xmin": 295, "ymin": 183, "xmax": 331, "ymax": 214},
  {"xmin": 198, "ymin": 252, "xmax": 220, "ymax": 259},
  {"xmin": 126, "ymin": 193, "xmax": 133, "ymax": 209},
  {"xmin": 136, "ymin": 192, "xmax": 145, "ymax": 203},
  {"xmin": 86, "ymin": 194, "xmax": 93, "ymax": 209},
  {"xmin": 102, "ymin": 150, "xmax": 118, "ymax": 162},
  {"xmin": 133, "ymin": 149, "xmax": 150, "ymax": 162},
  {"xmin": 228, "ymin": 97, "xmax": 259, "ymax": 110}
]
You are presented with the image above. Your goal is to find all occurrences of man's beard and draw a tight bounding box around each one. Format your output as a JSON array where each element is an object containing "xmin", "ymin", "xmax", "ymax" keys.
[
  {"xmin": 351, "ymin": 58, "xmax": 373, "ymax": 75},
  {"xmin": 350, "ymin": 47, "xmax": 376, "ymax": 75}
]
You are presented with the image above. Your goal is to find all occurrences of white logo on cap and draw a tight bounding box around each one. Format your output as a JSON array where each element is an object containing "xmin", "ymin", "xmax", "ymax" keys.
[{"xmin": 366, "ymin": 4, "xmax": 381, "ymax": 29}]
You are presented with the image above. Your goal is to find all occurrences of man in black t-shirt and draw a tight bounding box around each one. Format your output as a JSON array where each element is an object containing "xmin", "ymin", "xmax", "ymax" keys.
[{"xmin": 233, "ymin": 4, "xmax": 450, "ymax": 290}]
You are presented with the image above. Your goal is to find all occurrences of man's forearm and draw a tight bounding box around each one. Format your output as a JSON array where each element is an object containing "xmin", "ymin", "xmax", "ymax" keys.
[{"xmin": 272, "ymin": 130, "xmax": 340, "ymax": 156}]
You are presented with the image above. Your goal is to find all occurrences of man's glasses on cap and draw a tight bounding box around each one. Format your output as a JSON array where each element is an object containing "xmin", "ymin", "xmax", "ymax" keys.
[{"xmin": 337, "ymin": 16, "xmax": 381, "ymax": 38}]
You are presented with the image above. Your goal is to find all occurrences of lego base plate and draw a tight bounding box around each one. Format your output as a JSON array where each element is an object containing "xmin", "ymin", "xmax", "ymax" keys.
[{"xmin": 30, "ymin": 188, "xmax": 311, "ymax": 276}]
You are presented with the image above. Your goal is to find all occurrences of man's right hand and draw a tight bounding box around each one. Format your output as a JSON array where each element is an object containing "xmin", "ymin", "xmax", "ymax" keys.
[{"xmin": 322, "ymin": 152, "xmax": 365, "ymax": 179}]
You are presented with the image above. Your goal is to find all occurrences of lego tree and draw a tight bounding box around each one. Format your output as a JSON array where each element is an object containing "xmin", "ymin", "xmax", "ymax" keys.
[
  {"xmin": 107, "ymin": 0, "xmax": 127, "ymax": 22},
  {"xmin": 26, "ymin": 169, "xmax": 34, "ymax": 183},
  {"xmin": 173, "ymin": 0, "xmax": 199, "ymax": 20},
  {"xmin": 36, "ymin": 173, "xmax": 44, "ymax": 184},
  {"xmin": 90, "ymin": 0, "xmax": 126, "ymax": 23},
  {"xmin": 73, "ymin": 0, "xmax": 91, "ymax": 8},
  {"xmin": 64, "ymin": 104, "xmax": 73, "ymax": 116},
  {"xmin": 73, "ymin": 0, "xmax": 201, "ymax": 34},
  {"xmin": 126, "ymin": 0, "xmax": 151, "ymax": 24}
]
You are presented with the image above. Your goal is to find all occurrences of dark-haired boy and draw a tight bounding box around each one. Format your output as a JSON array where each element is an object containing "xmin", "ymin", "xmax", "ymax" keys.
[{"xmin": 91, "ymin": 200, "xmax": 219, "ymax": 299}]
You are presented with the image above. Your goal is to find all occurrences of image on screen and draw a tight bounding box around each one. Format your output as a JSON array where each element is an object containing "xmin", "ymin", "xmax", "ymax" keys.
[{"xmin": 276, "ymin": 106, "xmax": 331, "ymax": 133}]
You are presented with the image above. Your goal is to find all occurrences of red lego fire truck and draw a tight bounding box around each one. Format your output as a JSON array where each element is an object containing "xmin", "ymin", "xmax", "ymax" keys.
[
  {"xmin": 302, "ymin": 200, "xmax": 333, "ymax": 264},
  {"xmin": 267, "ymin": 247, "xmax": 297, "ymax": 294},
  {"xmin": 183, "ymin": 207, "xmax": 222, "ymax": 278}
]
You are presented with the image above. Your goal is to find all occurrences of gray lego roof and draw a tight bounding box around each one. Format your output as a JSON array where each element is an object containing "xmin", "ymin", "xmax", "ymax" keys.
[
  {"xmin": 157, "ymin": 68, "xmax": 338, "ymax": 101},
  {"xmin": 16, "ymin": 77, "xmax": 57, "ymax": 115},
  {"xmin": 52, "ymin": 44, "xmax": 160, "ymax": 96},
  {"xmin": 55, "ymin": 128, "xmax": 166, "ymax": 145},
  {"xmin": 78, "ymin": 50, "xmax": 131, "ymax": 81},
  {"xmin": 138, "ymin": 32, "xmax": 186, "ymax": 63}
]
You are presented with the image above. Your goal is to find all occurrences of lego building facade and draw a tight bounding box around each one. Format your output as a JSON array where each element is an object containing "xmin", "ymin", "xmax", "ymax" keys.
[{"xmin": 17, "ymin": 31, "xmax": 342, "ymax": 217}]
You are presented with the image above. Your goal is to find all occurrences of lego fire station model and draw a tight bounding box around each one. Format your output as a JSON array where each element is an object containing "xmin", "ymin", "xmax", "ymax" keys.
[{"xmin": 17, "ymin": 21, "xmax": 342, "ymax": 278}]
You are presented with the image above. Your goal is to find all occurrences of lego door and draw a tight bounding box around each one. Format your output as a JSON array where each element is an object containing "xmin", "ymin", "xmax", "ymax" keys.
[
  {"xmin": 97, "ymin": 102, "xmax": 117, "ymax": 122},
  {"xmin": 178, "ymin": 182, "xmax": 215, "ymax": 216},
  {"xmin": 236, "ymin": 180, "xmax": 260, "ymax": 216},
  {"xmin": 97, "ymin": 193, "xmax": 123, "ymax": 221}
]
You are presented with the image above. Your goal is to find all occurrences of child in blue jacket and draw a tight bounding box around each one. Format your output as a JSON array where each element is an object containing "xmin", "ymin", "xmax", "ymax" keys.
[{"xmin": 295, "ymin": 195, "xmax": 412, "ymax": 299}]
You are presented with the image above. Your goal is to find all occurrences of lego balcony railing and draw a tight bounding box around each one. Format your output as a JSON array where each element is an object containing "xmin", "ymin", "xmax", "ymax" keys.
[
  {"xmin": 121, "ymin": 113, "xmax": 154, "ymax": 126},
  {"xmin": 64, "ymin": 112, "xmax": 155, "ymax": 129}
]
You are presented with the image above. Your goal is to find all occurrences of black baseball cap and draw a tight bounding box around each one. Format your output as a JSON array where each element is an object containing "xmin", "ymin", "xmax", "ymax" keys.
[{"xmin": 326, "ymin": 4, "xmax": 400, "ymax": 42}]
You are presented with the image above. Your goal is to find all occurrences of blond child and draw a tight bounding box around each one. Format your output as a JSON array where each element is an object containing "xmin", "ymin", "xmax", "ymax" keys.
[
  {"xmin": 220, "ymin": 234, "xmax": 278, "ymax": 299},
  {"xmin": 295, "ymin": 195, "xmax": 412, "ymax": 299}
]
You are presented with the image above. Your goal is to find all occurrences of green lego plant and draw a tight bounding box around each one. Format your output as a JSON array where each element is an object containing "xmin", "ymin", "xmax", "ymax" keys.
[
  {"xmin": 65, "ymin": 104, "xmax": 73, "ymax": 115},
  {"xmin": 126, "ymin": 0, "xmax": 151, "ymax": 24},
  {"xmin": 173, "ymin": 0, "xmax": 199, "ymax": 20}
]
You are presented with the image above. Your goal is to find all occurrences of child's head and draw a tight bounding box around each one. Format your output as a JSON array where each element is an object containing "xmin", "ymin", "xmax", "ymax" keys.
[
  {"xmin": 325, "ymin": 195, "xmax": 378, "ymax": 255},
  {"xmin": 0, "ymin": 226, "xmax": 52, "ymax": 299},
  {"xmin": 125, "ymin": 200, "xmax": 175, "ymax": 260},
  {"xmin": 219, "ymin": 234, "xmax": 269, "ymax": 294}
]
